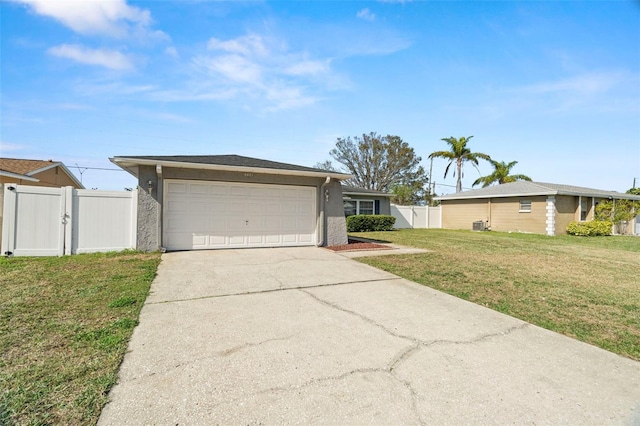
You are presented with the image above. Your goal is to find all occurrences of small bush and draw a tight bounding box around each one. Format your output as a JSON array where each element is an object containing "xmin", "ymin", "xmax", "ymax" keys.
[
  {"xmin": 346, "ymin": 215, "xmax": 396, "ymax": 232},
  {"xmin": 566, "ymin": 220, "xmax": 613, "ymax": 236}
]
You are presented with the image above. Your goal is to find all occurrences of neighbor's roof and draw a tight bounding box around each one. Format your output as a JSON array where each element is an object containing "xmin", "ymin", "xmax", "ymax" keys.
[
  {"xmin": 435, "ymin": 181, "xmax": 640, "ymax": 201},
  {"xmin": 342, "ymin": 185, "xmax": 393, "ymax": 197},
  {"xmin": 110, "ymin": 155, "xmax": 353, "ymax": 180},
  {"xmin": 0, "ymin": 157, "xmax": 84, "ymax": 188}
]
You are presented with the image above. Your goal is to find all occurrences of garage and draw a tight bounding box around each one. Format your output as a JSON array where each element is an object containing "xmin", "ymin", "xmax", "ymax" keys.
[
  {"xmin": 110, "ymin": 154, "xmax": 352, "ymax": 251},
  {"xmin": 164, "ymin": 179, "xmax": 317, "ymax": 250}
]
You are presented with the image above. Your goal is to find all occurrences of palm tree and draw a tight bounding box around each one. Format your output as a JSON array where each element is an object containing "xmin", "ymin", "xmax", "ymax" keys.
[
  {"xmin": 429, "ymin": 136, "xmax": 491, "ymax": 192},
  {"xmin": 473, "ymin": 160, "xmax": 532, "ymax": 188}
]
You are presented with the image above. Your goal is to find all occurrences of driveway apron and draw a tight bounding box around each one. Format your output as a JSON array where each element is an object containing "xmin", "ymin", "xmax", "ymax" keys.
[{"xmin": 98, "ymin": 247, "xmax": 640, "ymax": 425}]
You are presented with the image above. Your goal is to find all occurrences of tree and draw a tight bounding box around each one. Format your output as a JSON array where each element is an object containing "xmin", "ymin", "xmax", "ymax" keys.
[
  {"xmin": 329, "ymin": 132, "xmax": 429, "ymax": 200},
  {"xmin": 429, "ymin": 136, "xmax": 491, "ymax": 192},
  {"xmin": 313, "ymin": 160, "xmax": 339, "ymax": 172},
  {"xmin": 472, "ymin": 160, "xmax": 532, "ymax": 188}
]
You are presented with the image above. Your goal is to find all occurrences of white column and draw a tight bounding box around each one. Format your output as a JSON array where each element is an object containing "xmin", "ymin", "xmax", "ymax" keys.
[{"xmin": 546, "ymin": 196, "xmax": 556, "ymax": 236}]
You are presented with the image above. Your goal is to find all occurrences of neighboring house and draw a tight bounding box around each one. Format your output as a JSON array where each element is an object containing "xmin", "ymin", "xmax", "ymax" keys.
[
  {"xmin": 110, "ymin": 155, "xmax": 353, "ymax": 251},
  {"xmin": 435, "ymin": 181, "xmax": 640, "ymax": 236},
  {"xmin": 1, "ymin": 158, "xmax": 84, "ymax": 241},
  {"xmin": 342, "ymin": 186, "xmax": 393, "ymax": 217}
]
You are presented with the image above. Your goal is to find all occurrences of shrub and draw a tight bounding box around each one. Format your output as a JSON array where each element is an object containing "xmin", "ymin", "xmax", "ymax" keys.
[
  {"xmin": 346, "ymin": 215, "xmax": 396, "ymax": 232},
  {"xmin": 566, "ymin": 220, "xmax": 613, "ymax": 236}
]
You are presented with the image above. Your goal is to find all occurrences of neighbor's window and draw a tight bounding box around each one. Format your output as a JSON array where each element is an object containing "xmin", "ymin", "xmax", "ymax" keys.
[
  {"xmin": 344, "ymin": 200, "xmax": 357, "ymax": 216},
  {"xmin": 580, "ymin": 199, "xmax": 588, "ymax": 221},
  {"xmin": 343, "ymin": 199, "xmax": 376, "ymax": 216},
  {"xmin": 359, "ymin": 200, "xmax": 374, "ymax": 215},
  {"xmin": 519, "ymin": 200, "xmax": 532, "ymax": 213}
]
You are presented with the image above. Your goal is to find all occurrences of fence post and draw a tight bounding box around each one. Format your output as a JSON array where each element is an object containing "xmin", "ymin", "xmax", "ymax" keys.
[
  {"xmin": 64, "ymin": 186, "xmax": 74, "ymax": 256},
  {"xmin": 1, "ymin": 184, "xmax": 17, "ymax": 256}
]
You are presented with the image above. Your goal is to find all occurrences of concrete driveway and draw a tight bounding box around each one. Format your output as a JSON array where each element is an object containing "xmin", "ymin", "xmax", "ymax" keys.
[{"xmin": 99, "ymin": 247, "xmax": 640, "ymax": 425}]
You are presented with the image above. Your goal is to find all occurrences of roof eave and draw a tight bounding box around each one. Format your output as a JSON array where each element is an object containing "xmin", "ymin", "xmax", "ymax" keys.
[
  {"xmin": 435, "ymin": 191, "xmax": 556, "ymax": 201},
  {"xmin": 342, "ymin": 191, "xmax": 393, "ymax": 198},
  {"xmin": 0, "ymin": 170, "xmax": 40, "ymax": 182},
  {"xmin": 110, "ymin": 157, "xmax": 354, "ymax": 181},
  {"xmin": 24, "ymin": 162, "xmax": 85, "ymax": 189}
]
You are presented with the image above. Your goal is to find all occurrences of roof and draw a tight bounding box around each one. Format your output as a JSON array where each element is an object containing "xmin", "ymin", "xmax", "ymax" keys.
[
  {"xmin": 0, "ymin": 157, "xmax": 84, "ymax": 188},
  {"xmin": 110, "ymin": 155, "xmax": 353, "ymax": 180},
  {"xmin": 0, "ymin": 158, "xmax": 59, "ymax": 175},
  {"xmin": 435, "ymin": 181, "xmax": 640, "ymax": 201},
  {"xmin": 342, "ymin": 185, "xmax": 393, "ymax": 197}
]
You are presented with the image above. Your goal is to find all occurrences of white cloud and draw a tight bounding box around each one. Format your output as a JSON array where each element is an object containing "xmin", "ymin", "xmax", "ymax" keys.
[
  {"xmin": 519, "ymin": 71, "xmax": 627, "ymax": 96},
  {"xmin": 207, "ymin": 34, "xmax": 268, "ymax": 56},
  {"xmin": 357, "ymin": 8, "xmax": 376, "ymax": 22},
  {"xmin": 285, "ymin": 59, "xmax": 331, "ymax": 76},
  {"xmin": 0, "ymin": 141, "xmax": 26, "ymax": 152},
  {"xmin": 165, "ymin": 46, "xmax": 179, "ymax": 58},
  {"xmin": 195, "ymin": 54, "xmax": 263, "ymax": 84},
  {"xmin": 12, "ymin": 0, "xmax": 165, "ymax": 39},
  {"xmin": 48, "ymin": 44, "xmax": 134, "ymax": 70}
]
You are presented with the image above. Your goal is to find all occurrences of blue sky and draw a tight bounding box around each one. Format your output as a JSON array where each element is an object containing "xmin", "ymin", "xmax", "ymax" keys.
[{"xmin": 2, "ymin": 0, "xmax": 639, "ymax": 193}]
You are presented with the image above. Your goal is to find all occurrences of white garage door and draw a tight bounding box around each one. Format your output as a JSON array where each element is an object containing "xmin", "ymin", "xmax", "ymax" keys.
[{"xmin": 163, "ymin": 180, "xmax": 317, "ymax": 250}]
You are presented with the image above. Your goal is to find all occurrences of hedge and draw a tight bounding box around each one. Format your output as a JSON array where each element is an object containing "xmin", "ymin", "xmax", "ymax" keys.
[
  {"xmin": 346, "ymin": 215, "xmax": 396, "ymax": 232},
  {"xmin": 566, "ymin": 220, "xmax": 613, "ymax": 236}
]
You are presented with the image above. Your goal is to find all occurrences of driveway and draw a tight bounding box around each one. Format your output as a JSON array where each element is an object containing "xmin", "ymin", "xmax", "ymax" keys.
[{"xmin": 99, "ymin": 247, "xmax": 640, "ymax": 425}]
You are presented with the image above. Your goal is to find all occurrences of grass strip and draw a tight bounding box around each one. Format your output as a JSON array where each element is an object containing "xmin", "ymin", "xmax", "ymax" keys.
[{"xmin": 0, "ymin": 251, "xmax": 161, "ymax": 425}]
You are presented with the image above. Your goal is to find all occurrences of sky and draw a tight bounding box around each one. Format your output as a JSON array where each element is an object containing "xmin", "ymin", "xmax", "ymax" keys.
[{"xmin": 1, "ymin": 0, "xmax": 639, "ymax": 194}]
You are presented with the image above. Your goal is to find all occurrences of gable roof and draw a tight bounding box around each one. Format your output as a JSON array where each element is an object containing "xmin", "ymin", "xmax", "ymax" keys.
[
  {"xmin": 0, "ymin": 158, "xmax": 58, "ymax": 175},
  {"xmin": 342, "ymin": 185, "xmax": 393, "ymax": 197},
  {"xmin": 0, "ymin": 157, "xmax": 84, "ymax": 188},
  {"xmin": 110, "ymin": 155, "xmax": 353, "ymax": 180},
  {"xmin": 435, "ymin": 181, "xmax": 640, "ymax": 201}
]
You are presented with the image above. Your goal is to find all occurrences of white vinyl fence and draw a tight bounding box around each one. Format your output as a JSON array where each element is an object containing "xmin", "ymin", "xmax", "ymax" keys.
[
  {"xmin": 2, "ymin": 184, "xmax": 137, "ymax": 257},
  {"xmin": 391, "ymin": 204, "xmax": 441, "ymax": 229}
]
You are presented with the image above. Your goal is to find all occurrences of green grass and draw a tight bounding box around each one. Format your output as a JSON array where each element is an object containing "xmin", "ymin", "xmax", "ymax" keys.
[
  {"xmin": 0, "ymin": 251, "xmax": 161, "ymax": 425},
  {"xmin": 352, "ymin": 229, "xmax": 640, "ymax": 360}
]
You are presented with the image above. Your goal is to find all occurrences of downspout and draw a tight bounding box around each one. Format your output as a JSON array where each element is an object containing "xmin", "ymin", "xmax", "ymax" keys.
[
  {"xmin": 156, "ymin": 164, "xmax": 164, "ymax": 252},
  {"xmin": 318, "ymin": 176, "xmax": 331, "ymax": 246}
]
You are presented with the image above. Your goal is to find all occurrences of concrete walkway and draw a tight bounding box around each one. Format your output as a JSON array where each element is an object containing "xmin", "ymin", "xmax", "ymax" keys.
[{"xmin": 99, "ymin": 247, "xmax": 640, "ymax": 425}]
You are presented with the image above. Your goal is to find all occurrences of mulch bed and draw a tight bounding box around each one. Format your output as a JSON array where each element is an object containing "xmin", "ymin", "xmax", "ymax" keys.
[{"xmin": 326, "ymin": 239, "xmax": 391, "ymax": 252}]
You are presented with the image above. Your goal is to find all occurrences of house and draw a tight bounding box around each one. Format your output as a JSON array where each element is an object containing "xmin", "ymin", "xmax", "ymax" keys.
[
  {"xmin": 110, "ymin": 155, "xmax": 353, "ymax": 251},
  {"xmin": 435, "ymin": 181, "xmax": 640, "ymax": 236},
  {"xmin": 0, "ymin": 158, "xmax": 84, "ymax": 189},
  {"xmin": 1, "ymin": 158, "xmax": 84, "ymax": 241},
  {"xmin": 342, "ymin": 186, "xmax": 393, "ymax": 217}
]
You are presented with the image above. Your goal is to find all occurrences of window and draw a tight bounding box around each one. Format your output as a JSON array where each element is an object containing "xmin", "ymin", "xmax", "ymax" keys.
[
  {"xmin": 344, "ymin": 200, "xmax": 356, "ymax": 216},
  {"xmin": 580, "ymin": 199, "xmax": 588, "ymax": 221},
  {"xmin": 519, "ymin": 200, "xmax": 532, "ymax": 213},
  {"xmin": 358, "ymin": 200, "xmax": 374, "ymax": 215},
  {"xmin": 343, "ymin": 199, "xmax": 376, "ymax": 216}
]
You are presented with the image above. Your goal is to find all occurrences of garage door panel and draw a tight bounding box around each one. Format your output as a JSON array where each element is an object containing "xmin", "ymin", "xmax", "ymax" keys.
[{"xmin": 164, "ymin": 180, "xmax": 317, "ymax": 250}]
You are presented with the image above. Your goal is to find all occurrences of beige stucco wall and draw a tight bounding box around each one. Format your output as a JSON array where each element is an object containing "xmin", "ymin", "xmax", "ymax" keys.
[
  {"xmin": 441, "ymin": 196, "xmax": 547, "ymax": 234},
  {"xmin": 490, "ymin": 196, "xmax": 547, "ymax": 233},
  {"xmin": 554, "ymin": 195, "xmax": 578, "ymax": 235},
  {"xmin": 441, "ymin": 199, "xmax": 490, "ymax": 230}
]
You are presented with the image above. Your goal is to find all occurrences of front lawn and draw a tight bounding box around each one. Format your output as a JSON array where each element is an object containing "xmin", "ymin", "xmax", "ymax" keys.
[
  {"xmin": 352, "ymin": 229, "xmax": 640, "ymax": 361},
  {"xmin": 0, "ymin": 251, "xmax": 161, "ymax": 425}
]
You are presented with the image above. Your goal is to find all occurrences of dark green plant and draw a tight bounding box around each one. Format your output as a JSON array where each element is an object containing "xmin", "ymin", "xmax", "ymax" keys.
[
  {"xmin": 472, "ymin": 160, "xmax": 532, "ymax": 187},
  {"xmin": 346, "ymin": 215, "xmax": 396, "ymax": 232},
  {"xmin": 429, "ymin": 136, "xmax": 492, "ymax": 193}
]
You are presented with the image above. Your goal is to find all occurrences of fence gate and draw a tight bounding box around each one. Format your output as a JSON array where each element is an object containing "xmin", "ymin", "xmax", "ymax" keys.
[{"xmin": 1, "ymin": 184, "xmax": 137, "ymax": 257}]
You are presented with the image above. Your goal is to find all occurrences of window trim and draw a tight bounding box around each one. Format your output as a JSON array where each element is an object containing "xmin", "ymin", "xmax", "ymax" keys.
[{"xmin": 519, "ymin": 199, "xmax": 532, "ymax": 213}]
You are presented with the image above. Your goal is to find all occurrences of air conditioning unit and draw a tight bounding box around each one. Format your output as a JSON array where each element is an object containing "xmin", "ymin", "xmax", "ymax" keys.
[{"xmin": 472, "ymin": 221, "xmax": 485, "ymax": 231}]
